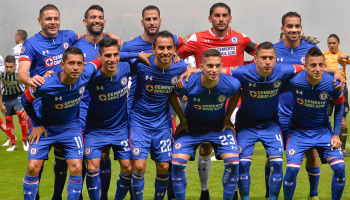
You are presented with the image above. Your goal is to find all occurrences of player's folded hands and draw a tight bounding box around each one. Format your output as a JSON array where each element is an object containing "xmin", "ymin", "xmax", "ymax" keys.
[
  {"xmin": 331, "ymin": 135, "xmax": 342, "ymax": 149},
  {"xmin": 29, "ymin": 126, "xmax": 47, "ymax": 145}
]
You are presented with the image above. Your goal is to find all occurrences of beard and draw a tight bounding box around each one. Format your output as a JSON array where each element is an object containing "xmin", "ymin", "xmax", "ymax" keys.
[
  {"xmin": 87, "ymin": 23, "xmax": 104, "ymax": 35},
  {"xmin": 144, "ymin": 25, "xmax": 160, "ymax": 36}
]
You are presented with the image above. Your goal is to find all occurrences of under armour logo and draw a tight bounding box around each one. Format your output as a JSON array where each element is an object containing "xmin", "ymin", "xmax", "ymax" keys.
[
  {"xmin": 172, "ymin": 178, "xmax": 181, "ymax": 181},
  {"xmin": 205, "ymin": 39, "xmax": 210, "ymax": 42},
  {"xmin": 72, "ymin": 190, "xmax": 81, "ymax": 193},
  {"xmin": 88, "ymin": 187, "xmax": 97, "ymax": 190},
  {"xmin": 277, "ymin": 58, "xmax": 283, "ymax": 62},
  {"xmin": 240, "ymin": 176, "xmax": 248, "ymax": 180},
  {"xmin": 296, "ymin": 90, "xmax": 303, "ymax": 95},
  {"xmin": 42, "ymin": 50, "xmax": 49, "ymax": 55},
  {"xmin": 157, "ymin": 192, "xmax": 165, "ymax": 196},
  {"xmin": 135, "ymin": 190, "xmax": 144, "ymax": 195},
  {"xmin": 78, "ymin": 150, "xmax": 83, "ymax": 155},
  {"xmin": 249, "ymin": 83, "xmax": 256, "ymax": 87},
  {"xmin": 24, "ymin": 192, "xmax": 32, "ymax": 195},
  {"xmin": 284, "ymin": 181, "xmax": 293, "ymax": 186},
  {"xmin": 337, "ymin": 178, "xmax": 346, "ymax": 181},
  {"xmin": 96, "ymin": 86, "xmax": 104, "ymax": 90},
  {"xmin": 55, "ymin": 96, "xmax": 62, "ymax": 101},
  {"xmin": 273, "ymin": 178, "xmax": 282, "ymax": 181},
  {"xmin": 145, "ymin": 75, "xmax": 153, "ymax": 81},
  {"xmin": 194, "ymin": 98, "xmax": 200, "ymax": 102}
]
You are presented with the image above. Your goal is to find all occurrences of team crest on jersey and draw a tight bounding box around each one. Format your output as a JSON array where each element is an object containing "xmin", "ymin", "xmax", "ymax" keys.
[
  {"xmin": 30, "ymin": 147, "xmax": 38, "ymax": 156},
  {"xmin": 194, "ymin": 104, "xmax": 202, "ymax": 110},
  {"xmin": 145, "ymin": 84, "xmax": 155, "ymax": 92},
  {"xmin": 171, "ymin": 76, "xmax": 178, "ymax": 85},
  {"xmin": 45, "ymin": 57, "xmax": 54, "ymax": 67},
  {"xmin": 85, "ymin": 147, "xmax": 92, "ymax": 156},
  {"xmin": 174, "ymin": 142, "xmax": 182, "ymax": 150},
  {"xmin": 297, "ymin": 97, "xmax": 304, "ymax": 105},
  {"xmin": 132, "ymin": 147, "xmax": 141, "ymax": 156},
  {"xmin": 287, "ymin": 148, "xmax": 296, "ymax": 156},
  {"xmin": 338, "ymin": 63, "xmax": 343, "ymax": 70},
  {"xmin": 63, "ymin": 41, "xmax": 69, "ymax": 50},
  {"xmin": 230, "ymin": 66, "xmax": 238, "ymax": 71},
  {"xmin": 273, "ymin": 80, "xmax": 281, "ymax": 88},
  {"xmin": 55, "ymin": 103, "xmax": 64, "ymax": 109},
  {"xmin": 230, "ymin": 36, "xmax": 239, "ymax": 44},
  {"xmin": 121, "ymin": 76, "xmax": 128, "ymax": 86},
  {"xmin": 300, "ymin": 56, "xmax": 305, "ymax": 64},
  {"xmin": 319, "ymin": 92, "xmax": 329, "ymax": 100},
  {"xmin": 98, "ymin": 94, "xmax": 108, "ymax": 101},
  {"xmin": 217, "ymin": 95, "xmax": 226, "ymax": 103},
  {"xmin": 79, "ymin": 86, "xmax": 85, "ymax": 95},
  {"xmin": 21, "ymin": 46, "xmax": 25, "ymax": 54},
  {"xmin": 238, "ymin": 145, "xmax": 243, "ymax": 154}
]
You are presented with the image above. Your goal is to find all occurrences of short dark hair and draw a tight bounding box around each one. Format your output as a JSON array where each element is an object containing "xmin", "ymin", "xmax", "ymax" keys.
[
  {"xmin": 62, "ymin": 47, "xmax": 84, "ymax": 62},
  {"xmin": 142, "ymin": 5, "xmax": 160, "ymax": 18},
  {"xmin": 39, "ymin": 4, "xmax": 60, "ymax": 18},
  {"xmin": 255, "ymin": 41, "xmax": 276, "ymax": 56},
  {"xmin": 152, "ymin": 30, "xmax": 175, "ymax": 48},
  {"xmin": 201, "ymin": 49, "xmax": 222, "ymax": 62},
  {"xmin": 4, "ymin": 55, "xmax": 15, "ymax": 64},
  {"xmin": 305, "ymin": 47, "xmax": 325, "ymax": 64},
  {"xmin": 281, "ymin": 11, "xmax": 301, "ymax": 26},
  {"xmin": 16, "ymin": 29, "xmax": 27, "ymax": 41},
  {"xmin": 210, "ymin": 2, "xmax": 231, "ymax": 16},
  {"xmin": 84, "ymin": 5, "xmax": 104, "ymax": 19},
  {"xmin": 328, "ymin": 34, "xmax": 340, "ymax": 42},
  {"xmin": 280, "ymin": 33, "xmax": 284, "ymax": 40},
  {"xmin": 98, "ymin": 37, "xmax": 119, "ymax": 53}
]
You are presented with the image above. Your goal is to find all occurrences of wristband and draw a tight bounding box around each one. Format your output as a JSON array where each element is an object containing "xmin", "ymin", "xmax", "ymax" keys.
[{"xmin": 346, "ymin": 55, "xmax": 349, "ymax": 60}]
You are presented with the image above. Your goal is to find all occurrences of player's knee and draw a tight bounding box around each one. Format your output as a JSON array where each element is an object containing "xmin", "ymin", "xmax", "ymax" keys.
[
  {"xmin": 199, "ymin": 143, "xmax": 212, "ymax": 156},
  {"xmin": 305, "ymin": 149, "xmax": 318, "ymax": 160},
  {"xmin": 68, "ymin": 161, "xmax": 83, "ymax": 176},
  {"xmin": 133, "ymin": 161, "xmax": 146, "ymax": 173},
  {"xmin": 156, "ymin": 162, "xmax": 169, "ymax": 174},
  {"xmin": 27, "ymin": 163, "xmax": 41, "ymax": 176},
  {"xmin": 87, "ymin": 161, "xmax": 99, "ymax": 172},
  {"xmin": 120, "ymin": 162, "xmax": 132, "ymax": 175}
]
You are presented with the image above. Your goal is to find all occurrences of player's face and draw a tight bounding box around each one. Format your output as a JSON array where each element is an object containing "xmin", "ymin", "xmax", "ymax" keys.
[
  {"xmin": 209, "ymin": 7, "xmax": 232, "ymax": 32},
  {"xmin": 281, "ymin": 16, "xmax": 302, "ymax": 42},
  {"xmin": 152, "ymin": 37, "xmax": 175, "ymax": 66},
  {"xmin": 4, "ymin": 62, "xmax": 16, "ymax": 75},
  {"xmin": 98, "ymin": 46, "xmax": 120, "ymax": 73},
  {"xmin": 254, "ymin": 48, "xmax": 276, "ymax": 75},
  {"xmin": 327, "ymin": 38, "xmax": 340, "ymax": 54},
  {"xmin": 38, "ymin": 9, "xmax": 61, "ymax": 37},
  {"xmin": 14, "ymin": 31, "xmax": 20, "ymax": 44},
  {"xmin": 305, "ymin": 56, "xmax": 325, "ymax": 81},
  {"xmin": 200, "ymin": 56, "xmax": 222, "ymax": 81},
  {"xmin": 142, "ymin": 10, "xmax": 162, "ymax": 36},
  {"xmin": 61, "ymin": 54, "xmax": 85, "ymax": 80},
  {"xmin": 84, "ymin": 9, "xmax": 105, "ymax": 35}
]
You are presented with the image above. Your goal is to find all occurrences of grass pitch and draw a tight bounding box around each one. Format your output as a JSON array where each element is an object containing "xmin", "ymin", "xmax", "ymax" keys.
[{"xmin": 0, "ymin": 116, "xmax": 349, "ymax": 199}]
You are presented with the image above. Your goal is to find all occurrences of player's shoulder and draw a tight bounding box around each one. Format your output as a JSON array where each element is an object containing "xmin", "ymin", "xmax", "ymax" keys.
[
  {"xmin": 322, "ymin": 49, "xmax": 330, "ymax": 55},
  {"xmin": 300, "ymin": 39, "xmax": 318, "ymax": 50},
  {"xmin": 273, "ymin": 40, "xmax": 285, "ymax": 49},
  {"xmin": 120, "ymin": 36, "xmax": 143, "ymax": 51},
  {"xmin": 220, "ymin": 73, "xmax": 240, "ymax": 86},
  {"xmin": 73, "ymin": 36, "xmax": 87, "ymax": 46},
  {"xmin": 229, "ymin": 30, "xmax": 249, "ymax": 39}
]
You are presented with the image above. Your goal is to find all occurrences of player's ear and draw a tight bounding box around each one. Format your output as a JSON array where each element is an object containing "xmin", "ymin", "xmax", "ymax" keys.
[
  {"xmin": 152, "ymin": 46, "xmax": 155, "ymax": 54},
  {"xmin": 159, "ymin": 18, "xmax": 162, "ymax": 26},
  {"xmin": 280, "ymin": 26, "xmax": 284, "ymax": 34},
  {"xmin": 254, "ymin": 55, "xmax": 257, "ymax": 63},
  {"xmin": 141, "ymin": 19, "xmax": 144, "ymax": 27},
  {"xmin": 38, "ymin": 17, "xmax": 41, "ymax": 25},
  {"xmin": 83, "ymin": 18, "xmax": 87, "ymax": 26},
  {"xmin": 60, "ymin": 61, "xmax": 64, "ymax": 69},
  {"xmin": 208, "ymin": 16, "xmax": 212, "ymax": 23},
  {"xmin": 229, "ymin": 15, "xmax": 232, "ymax": 23},
  {"xmin": 97, "ymin": 53, "xmax": 102, "ymax": 61}
]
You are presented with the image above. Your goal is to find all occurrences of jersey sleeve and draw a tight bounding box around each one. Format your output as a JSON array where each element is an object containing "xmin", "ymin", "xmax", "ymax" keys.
[
  {"xmin": 333, "ymin": 82, "xmax": 345, "ymax": 105},
  {"xmin": 177, "ymin": 33, "xmax": 198, "ymax": 59},
  {"xmin": 241, "ymin": 33, "xmax": 258, "ymax": 55},
  {"xmin": 120, "ymin": 52, "xmax": 139, "ymax": 61},
  {"xmin": 174, "ymin": 79, "xmax": 188, "ymax": 97},
  {"xmin": 228, "ymin": 77, "xmax": 242, "ymax": 96},
  {"xmin": 129, "ymin": 59, "xmax": 140, "ymax": 76},
  {"xmin": 19, "ymin": 40, "xmax": 35, "ymax": 63},
  {"xmin": 66, "ymin": 30, "xmax": 79, "ymax": 45},
  {"xmin": 81, "ymin": 59, "xmax": 102, "ymax": 79},
  {"xmin": 283, "ymin": 64, "xmax": 303, "ymax": 79},
  {"xmin": 22, "ymin": 87, "xmax": 41, "ymax": 126},
  {"xmin": 173, "ymin": 34, "xmax": 184, "ymax": 48}
]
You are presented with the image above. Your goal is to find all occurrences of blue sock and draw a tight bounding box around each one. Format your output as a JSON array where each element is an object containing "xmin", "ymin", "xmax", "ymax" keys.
[
  {"xmin": 265, "ymin": 163, "xmax": 270, "ymax": 198},
  {"xmin": 53, "ymin": 157, "xmax": 68, "ymax": 199},
  {"xmin": 283, "ymin": 163, "xmax": 300, "ymax": 200},
  {"xmin": 100, "ymin": 159, "xmax": 111, "ymax": 200},
  {"xmin": 172, "ymin": 158, "xmax": 187, "ymax": 200},
  {"xmin": 131, "ymin": 171, "xmax": 145, "ymax": 200},
  {"xmin": 238, "ymin": 158, "xmax": 252, "ymax": 200},
  {"xmin": 269, "ymin": 157, "xmax": 283, "ymax": 200},
  {"xmin": 23, "ymin": 175, "xmax": 39, "ymax": 200},
  {"xmin": 167, "ymin": 163, "xmax": 175, "ymax": 200},
  {"xmin": 80, "ymin": 161, "xmax": 86, "ymax": 200},
  {"xmin": 36, "ymin": 162, "xmax": 44, "ymax": 200},
  {"xmin": 67, "ymin": 175, "xmax": 83, "ymax": 200},
  {"xmin": 222, "ymin": 157, "xmax": 239, "ymax": 200},
  {"xmin": 154, "ymin": 172, "xmax": 169, "ymax": 200},
  {"xmin": 329, "ymin": 159, "xmax": 346, "ymax": 200},
  {"xmin": 115, "ymin": 173, "xmax": 131, "ymax": 200},
  {"xmin": 306, "ymin": 167, "xmax": 320, "ymax": 197},
  {"xmin": 86, "ymin": 169, "xmax": 100, "ymax": 200}
]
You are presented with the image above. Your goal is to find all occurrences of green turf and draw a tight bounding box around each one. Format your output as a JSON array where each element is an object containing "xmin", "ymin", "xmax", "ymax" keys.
[{"xmin": 0, "ymin": 116, "xmax": 349, "ymax": 199}]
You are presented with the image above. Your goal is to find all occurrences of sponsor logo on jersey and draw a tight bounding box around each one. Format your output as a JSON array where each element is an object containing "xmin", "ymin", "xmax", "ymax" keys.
[
  {"xmin": 238, "ymin": 145, "xmax": 243, "ymax": 154},
  {"xmin": 21, "ymin": 46, "xmax": 25, "ymax": 54},
  {"xmin": 98, "ymin": 94, "xmax": 108, "ymax": 101},
  {"xmin": 300, "ymin": 56, "xmax": 305, "ymax": 64},
  {"xmin": 97, "ymin": 86, "xmax": 128, "ymax": 101},
  {"xmin": 45, "ymin": 57, "xmax": 54, "ymax": 67},
  {"xmin": 55, "ymin": 103, "xmax": 64, "ymax": 109},
  {"xmin": 273, "ymin": 80, "xmax": 281, "ymax": 88},
  {"xmin": 297, "ymin": 97, "xmax": 304, "ymax": 105},
  {"xmin": 217, "ymin": 95, "xmax": 226, "ymax": 103},
  {"xmin": 171, "ymin": 76, "xmax": 178, "ymax": 85},
  {"xmin": 132, "ymin": 147, "xmax": 141, "ymax": 156},
  {"xmin": 230, "ymin": 36, "xmax": 239, "ymax": 44},
  {"xmin": 230, "ymin": 66, "xmax": 238, "ymax": 72},
  {"xmin": 146, "ymin": 84, "xmax": 155, "ymax": 92},
  {"xmin": 297, "ymin": 97, "xmax": 326, "ymax": 108},
  {"xmin": 249, "ymin": 89, "xmax": 279, "ymax": 99},
  {"xmin": 121, "ymin": 76, "xmax": 128, "ymax": 86},
  {"xmin": 57, "ymin": 96, "xmax": 83, "ymax": 109},
  {"xmin": 338, "ymin": 63, "xmax": 343, "ymax": 70},
  {"xmin": 79, "ymin": 86, "xmax": 85, "ymax": 95},
  {"xmin": 63, "ymin": 41, "xmax": 69, "ymax": 50},
  {"xmin": 215, "ymin": 46, "xmax": 236, "ymax": 56},
  {"xmin": 194, "ymin": 104, "xmax": 202, "ymax": 110},
  {"xmin": 194, "ymin": 103, "xmax": 224, "ymax": 111},
  {"xmin": 277, "ymin": 58, "xmax": 283, "ymax": 62},
  {"xmin": 85, "ymin": 147, "xmax": 92, "ymax": 156},
  {"xmin": 319, "ymin": 92, "xmax": 329, "ymax": 100},
  {"xmin": 287, "ymin": 148, "xmax": 296, "ymax": 156},
  {"xmin": 145, "ymin": 84, "xmax": 174, "ymax": 93},
  {"xmin": 249, "ymin": 90, "xmax": 258, "ymax": 98},
  {"xmin": 30, "ymin": 147, "xmax": 38, "ymax": 156},
  {"xmin": 174, "ymin": 142, "xmax": 182, "ymax": 150},
  {"xmin": 44, "ymin": 54, "xmax": 63, "ymax": 67}
]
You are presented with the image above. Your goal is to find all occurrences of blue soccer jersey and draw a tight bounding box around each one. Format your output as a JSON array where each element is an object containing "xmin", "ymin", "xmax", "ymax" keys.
[
  {"xmin": 274, "ymin": 39, "xmax": 318, "ymax": 118},
  {"xmin": 19, "ymin": 30, "xmax": 78, "ymax": 76}
]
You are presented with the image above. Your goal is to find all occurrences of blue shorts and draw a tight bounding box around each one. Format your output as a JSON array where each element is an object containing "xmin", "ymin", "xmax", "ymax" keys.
[
  {"xmin": 286, "ymin": 127, "xmax": 344, "ymax": 165},
  {"xmin": 130, "ymin": 127, "xmax": 172, "ymax": 162},
  {"xmin": 173, "ymin": 128, "xmax": 239, "ymax": 159},
  {"xmin": 279, "ymin": 115, "xmax": 289, "ymax": 149},
  {"xmin": 236, "ymin": 121, "xmax": 284, "ymax": 158},
  {"xmin": 3, "ymin": 94, "xmax": 23, "ymax": 116},
  {"xmin": 84, "ymin": 128, "xmax": 131, "ymax": 160},
  {"xmin": 28, "ymin": 125, "xmax": 84, "ymax": 160}
]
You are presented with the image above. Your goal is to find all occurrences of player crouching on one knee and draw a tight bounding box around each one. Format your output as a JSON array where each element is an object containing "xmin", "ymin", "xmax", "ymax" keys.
[
  {"xmin": 171, "ymin": 49, "xmax": 241, "ymax": 200},
  {"xmin": 283, "ymin": 47, "xmax": 346, "ymax": 200}
]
